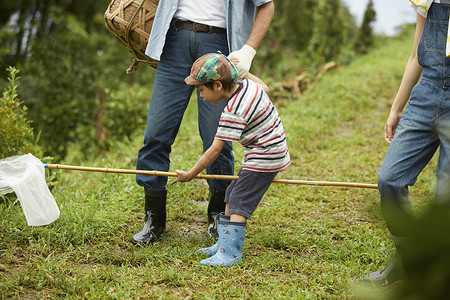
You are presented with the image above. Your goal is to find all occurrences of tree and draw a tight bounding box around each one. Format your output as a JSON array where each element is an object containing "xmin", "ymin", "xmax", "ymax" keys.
[
  {"xmin": 0, "ymin": 0, "xmax": 110, "ymax": 78},
  {"xmin": 255, "ymin": 0, "xmax": 357, "ymax": 79},
  {"xmin": 308, "ymin": 0, "xmax": 345, "ymax": 65},
  {"xmin": 0, "ymin": 1, "xmax": 155, "ymax": 160},
  {"xmin": 354, "ymin": 0, "xmax": 376, "ymax": 54},
  {"xmin": 19, "ymin": 7, "xmax": 148, "ymax": 159}
]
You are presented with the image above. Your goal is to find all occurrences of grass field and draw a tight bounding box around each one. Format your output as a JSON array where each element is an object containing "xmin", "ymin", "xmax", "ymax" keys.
[{"xmin": 0, "ymin": 28, "xmax": 440, "ymax": 299}]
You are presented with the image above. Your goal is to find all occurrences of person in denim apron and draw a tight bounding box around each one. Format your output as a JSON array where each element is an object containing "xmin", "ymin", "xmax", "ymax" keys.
[{"xmin": 364, "ymin": 1, "xmax": 450, "ymax": 285}]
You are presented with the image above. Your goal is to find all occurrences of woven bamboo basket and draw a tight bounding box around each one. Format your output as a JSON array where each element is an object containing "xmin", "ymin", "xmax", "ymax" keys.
[{"xmin": 104, "ymin": 0, "xmax": 159, "ymax": 73}]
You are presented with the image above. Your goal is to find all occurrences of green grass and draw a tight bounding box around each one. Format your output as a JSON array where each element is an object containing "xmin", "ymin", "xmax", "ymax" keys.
[{"xmin": 0, "ymin": 29, "xmax": 439, "ymax": 299}]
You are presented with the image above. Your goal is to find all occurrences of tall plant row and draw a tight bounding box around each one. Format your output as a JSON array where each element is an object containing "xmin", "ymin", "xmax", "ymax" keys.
[{"xmin": 0, "ymin": 0, "xmax": 377, "ymax": 160}]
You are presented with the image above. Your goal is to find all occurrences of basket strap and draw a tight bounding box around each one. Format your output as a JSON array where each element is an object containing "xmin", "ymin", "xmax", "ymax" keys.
[
  {"xmin": 127, "ymin": 58, "xmax": 150, "ymax": 74},
  {"xmin": 125, "ymin": 0, "xmax": 146, "ymax": 59}
]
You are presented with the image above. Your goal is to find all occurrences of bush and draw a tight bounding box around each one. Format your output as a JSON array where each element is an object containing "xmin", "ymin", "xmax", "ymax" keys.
[{"xmin": 0, "ymin": 66, "xmax": 43, "ymax": 159}]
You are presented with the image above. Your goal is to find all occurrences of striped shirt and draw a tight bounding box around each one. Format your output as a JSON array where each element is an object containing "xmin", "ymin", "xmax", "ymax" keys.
[{"xmin": 215, "ymin": 79, "xmax": 291, "ymax": 172}]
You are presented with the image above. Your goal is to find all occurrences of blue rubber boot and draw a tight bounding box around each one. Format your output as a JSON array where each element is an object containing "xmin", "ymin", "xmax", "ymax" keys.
[
  {"xmin": 200, "ymin": 220, "xmax": 246, "ymax": 267},
  {"xmin": 198, "ymin": 214, "xmax": 230, "ymax": 257}
]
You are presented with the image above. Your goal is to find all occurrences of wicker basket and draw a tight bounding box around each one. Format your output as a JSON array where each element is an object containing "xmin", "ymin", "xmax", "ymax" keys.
[{"xmin": 104, "ymin": 0, "xmax": 159, "ymax": 73}]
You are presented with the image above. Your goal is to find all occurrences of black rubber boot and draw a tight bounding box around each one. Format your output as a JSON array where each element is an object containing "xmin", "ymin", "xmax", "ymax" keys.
[
  {"xmin": 362, "ymin": 244, "xmax": 405, "ymax": 286},
  {"xmin": 131, "ymin": 188, "xmax": 167, "ymax": 246},
  {"xmin": 207, "ymin": 188, "xmax": 226, "ymax": 239}
]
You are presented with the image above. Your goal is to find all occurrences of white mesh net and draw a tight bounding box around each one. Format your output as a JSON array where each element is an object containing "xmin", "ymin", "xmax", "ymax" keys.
[{"xmin": 0, "ymin": 153, "xmax": 60, "ymax": 226}]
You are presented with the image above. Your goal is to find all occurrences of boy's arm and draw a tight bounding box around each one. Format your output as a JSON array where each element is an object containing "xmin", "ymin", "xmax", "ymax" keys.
[
  {"xmin": 171, "ymin": 139, "xmax": 226, "ymax": 184},
  {"xmin": 245, "ymin": 72, "xmax": 269, "ymax": 93}
]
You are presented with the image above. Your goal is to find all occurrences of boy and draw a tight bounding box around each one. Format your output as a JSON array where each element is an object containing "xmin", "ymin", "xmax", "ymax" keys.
[{"xmin": 171, "ymin": 52, "xmax": 291, "ymax": 267}]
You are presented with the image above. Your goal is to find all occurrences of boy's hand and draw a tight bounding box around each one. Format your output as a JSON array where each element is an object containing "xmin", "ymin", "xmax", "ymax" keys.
[{"xmin": 170, "ymin": 170, "xmax": 193, "ymax": 185}]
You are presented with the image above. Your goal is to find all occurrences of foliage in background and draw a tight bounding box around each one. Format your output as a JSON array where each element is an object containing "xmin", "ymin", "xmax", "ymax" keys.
[
  {"xmin": 308, "ymin": 0, "xmax": 346, "ymax": 65},
  {"xmin": 0, "ymin": 0, "xmax": 156, "ymax": 161},
  {"xmin": 71, "ymin": 82, "xmax": 152, "ymax": 156},
  {"xmin": 255, "ymin": 0, "xmax": 359, "ymax": 77},
  {"xmin": 0, "ymin": 0, "xmax": 111, "ymax": 78},
  {"xmin": 17, "ymin": 9, "xmax": 102, "ymax": 159},
  {"xmin": 17, "ymin": 8, "xmax": 140, "ymax": 159},
  {"xmin": 13, "ymin": 7, "xmax": 152, "ymax": 160},
  {"xmin": 0, "ymin": 66, "xmax": 42, "ymax": 159},
  {"xmin": 0, "ymin": 0, "xmax": 370, "ymax": 161},
  {"xmin": 354, "ymin": 0, "xmax": 377, "ymax": 54}
]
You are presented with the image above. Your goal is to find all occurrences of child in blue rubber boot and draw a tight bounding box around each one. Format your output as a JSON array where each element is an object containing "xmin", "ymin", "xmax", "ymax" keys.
[{"xmin": 171, "ymin": 52, "xmax": 291, "ymax": 267}]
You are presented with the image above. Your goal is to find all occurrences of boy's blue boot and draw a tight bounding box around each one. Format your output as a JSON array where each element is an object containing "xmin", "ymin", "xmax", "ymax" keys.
[
  {"xmin": 198, "ymin": 213, "xmax": 230, "ymax": 257},
  {"xmin": 200, "ymin": 219, "xmax": 246, "ymax": 267}
]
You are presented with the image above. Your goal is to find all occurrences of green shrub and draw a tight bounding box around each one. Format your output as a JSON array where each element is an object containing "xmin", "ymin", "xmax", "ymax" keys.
[{"xmin": 0, "ymin": 66, "xmax": 43, "ymax": 159}]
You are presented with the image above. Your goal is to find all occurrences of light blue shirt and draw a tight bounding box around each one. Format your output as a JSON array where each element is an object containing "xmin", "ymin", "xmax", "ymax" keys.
[{"xmin": 145, "ymin": 0, "xmax": 272, "ymax": 61}]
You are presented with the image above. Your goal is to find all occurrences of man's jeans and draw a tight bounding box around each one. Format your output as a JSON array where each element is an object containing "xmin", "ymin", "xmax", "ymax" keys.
[{"xmin": 137, "ymin": 22, "xmax": 234, "ymax": 192}]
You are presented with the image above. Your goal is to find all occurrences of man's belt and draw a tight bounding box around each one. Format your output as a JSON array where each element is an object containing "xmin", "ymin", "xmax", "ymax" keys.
[{"xmin": 174, "ymin": 20, "xmax": 226, "ymax": 34}]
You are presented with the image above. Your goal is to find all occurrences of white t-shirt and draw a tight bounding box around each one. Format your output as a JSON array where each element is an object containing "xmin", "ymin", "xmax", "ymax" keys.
[
  {"xmin": 410, "ymin": 0, "xmax": 450, "ymax": 17},
  {"xmin": 174, "ymin": 0, "xmax": 226, "ymax": 28}
]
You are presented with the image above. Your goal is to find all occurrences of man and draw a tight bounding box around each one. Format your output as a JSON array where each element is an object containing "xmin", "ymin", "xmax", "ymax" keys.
[{"xmin": 132, "ymin": 0, "xmax": 274, "ymax": 245}]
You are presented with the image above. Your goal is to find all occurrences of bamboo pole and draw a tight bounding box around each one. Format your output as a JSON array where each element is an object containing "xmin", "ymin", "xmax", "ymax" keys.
[{"xmin": 45, "ymin": 164, "xmax": 378, "ymax": 189}]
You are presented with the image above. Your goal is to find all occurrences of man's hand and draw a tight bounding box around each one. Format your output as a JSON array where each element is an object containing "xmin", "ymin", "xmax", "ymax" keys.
[{"xmin": 228, "ymin": 45, "xmax": 256, "ymax": 79}]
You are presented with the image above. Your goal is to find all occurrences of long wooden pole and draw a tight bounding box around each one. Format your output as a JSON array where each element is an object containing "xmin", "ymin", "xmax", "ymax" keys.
[{"xmin": 45, "ymin": 164, "xmax": 378, "ymax": 189}]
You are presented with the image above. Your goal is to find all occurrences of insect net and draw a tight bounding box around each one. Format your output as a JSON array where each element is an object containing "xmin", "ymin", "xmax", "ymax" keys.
[{"xmin": 0, "ymin": 153, "xmax": 59, "ymax": 226}]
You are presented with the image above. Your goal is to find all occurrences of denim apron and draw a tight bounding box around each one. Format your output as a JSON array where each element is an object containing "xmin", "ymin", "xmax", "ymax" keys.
[{"xmin": 378, "ymin": 3, "xmax": 450, "ymax": 237}]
